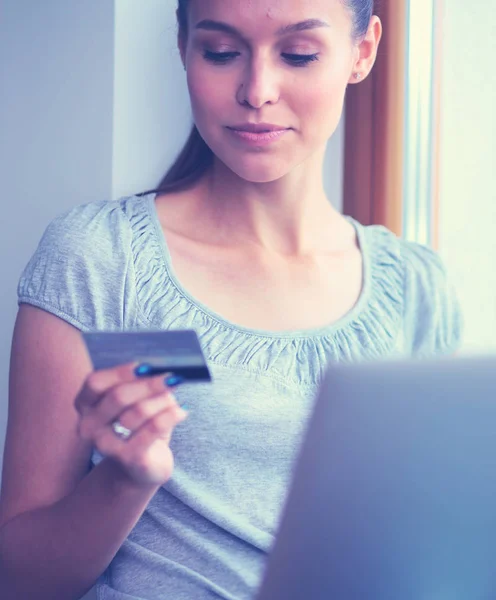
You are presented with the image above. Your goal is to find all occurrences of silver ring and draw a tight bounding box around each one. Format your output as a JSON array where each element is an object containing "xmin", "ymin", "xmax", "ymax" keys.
[{"xmin": 111, "ymin": 420, "xmax": 132, "ymax": 440}]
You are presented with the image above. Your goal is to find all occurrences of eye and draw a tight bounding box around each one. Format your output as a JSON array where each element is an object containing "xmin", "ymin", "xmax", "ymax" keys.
[
  {"xmin": 203, "ymin": 50, "xmax": 240, "ymax": 64},
  {"xmin": 282, "ymin": 53, "xmax": 320, "ymax": 67}
]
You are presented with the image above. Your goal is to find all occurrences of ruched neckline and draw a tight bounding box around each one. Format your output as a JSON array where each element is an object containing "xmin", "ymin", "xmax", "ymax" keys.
[{"xmin": 123, "ymin": 193, "xmax": 404, "ymax": 385}]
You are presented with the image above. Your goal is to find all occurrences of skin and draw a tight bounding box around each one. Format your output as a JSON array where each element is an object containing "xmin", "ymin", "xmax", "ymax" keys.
[
  {"xmin": 163, "ymin": 0, "xmax": 382, "ymax": 256},
  {"xmin": 152, "ymin": 0, "xmax": 383, "ymax": 331}
]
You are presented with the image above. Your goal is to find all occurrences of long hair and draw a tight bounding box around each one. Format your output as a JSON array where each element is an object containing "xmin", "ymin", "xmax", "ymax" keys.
[
  {"xmin": 137, "ymin": 125, "xmax": 213, "ymax": 197},
  {"xmin": 138, "ymin": 0, "xmax": 374, "ymax": 198}
]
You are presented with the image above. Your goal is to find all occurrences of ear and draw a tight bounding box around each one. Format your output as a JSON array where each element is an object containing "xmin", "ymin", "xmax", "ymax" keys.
[{"xmin": 348, "ymin": 16, "xmax": 382, "ymax": 84}]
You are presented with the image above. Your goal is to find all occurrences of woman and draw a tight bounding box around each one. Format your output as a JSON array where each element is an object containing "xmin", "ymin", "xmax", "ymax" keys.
[{"xmin": 0, "ymin": 1, "xmax": 463, "ymax": 599}]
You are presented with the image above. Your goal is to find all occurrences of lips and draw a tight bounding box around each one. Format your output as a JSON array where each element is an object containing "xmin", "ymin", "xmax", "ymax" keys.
[
  {"xmin": 227, "ymin": 123, "xmax": 289, "ymax": 133},
  {"xmin": 227, "ymin": 127, "xmax": 290, "ymax": 145}
]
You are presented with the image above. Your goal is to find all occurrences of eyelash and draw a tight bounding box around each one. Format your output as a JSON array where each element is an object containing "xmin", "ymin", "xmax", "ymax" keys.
[{"xmin": 202, "ymin": 50, "xmax": 319, "ymax": 67}]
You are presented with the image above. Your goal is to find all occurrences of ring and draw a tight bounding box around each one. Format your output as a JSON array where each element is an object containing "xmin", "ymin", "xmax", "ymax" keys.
[{"xmin": 111, "ymin": 420, "xmax": 133, "ymax": 440}]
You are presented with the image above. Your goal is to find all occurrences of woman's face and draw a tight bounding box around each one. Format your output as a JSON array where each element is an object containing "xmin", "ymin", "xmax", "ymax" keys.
[{"xmin": 182, "ymin": 0, "xmax": 361, "ymax": 183}]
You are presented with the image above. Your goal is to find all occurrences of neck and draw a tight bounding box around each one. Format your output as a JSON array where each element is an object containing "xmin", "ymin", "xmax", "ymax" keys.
[{"xmin": 196, "ymin": 149, "xmax": 342, "ymax": 256}]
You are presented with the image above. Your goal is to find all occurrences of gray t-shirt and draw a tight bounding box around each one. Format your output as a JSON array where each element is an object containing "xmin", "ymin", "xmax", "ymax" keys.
[{"xmin": 17, "ymin": 193, "xmax": 463, "ymax": 599}]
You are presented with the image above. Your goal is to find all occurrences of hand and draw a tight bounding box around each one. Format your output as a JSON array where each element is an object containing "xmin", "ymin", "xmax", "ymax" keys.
[{"xmin": 75, "ymin": 362, "xmax": 187, "ymax": 487}]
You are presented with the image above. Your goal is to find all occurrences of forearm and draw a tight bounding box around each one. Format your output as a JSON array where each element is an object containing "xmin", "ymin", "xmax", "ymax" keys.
[{"xmin": 0, "ymin": 458, "xmax": 160, "ymax": 600}]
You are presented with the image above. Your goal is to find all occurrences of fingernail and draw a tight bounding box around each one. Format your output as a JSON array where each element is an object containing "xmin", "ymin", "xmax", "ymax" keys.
[
  {"xmin": 165, "ymin": 375, "xmax": 184, "ymax": 387},
  {"xmin": 135, "ymin": 364, "xmax": 152, "ymax": 376}
]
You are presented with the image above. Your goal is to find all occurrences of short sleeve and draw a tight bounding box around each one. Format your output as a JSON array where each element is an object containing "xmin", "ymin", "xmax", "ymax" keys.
[
  {"xmin": 401, "ymin": 240, "xmax": 464, "ymax": 358},
  {"xmin": 17, "ymin": 199, "xmax": 137, "ymax": 331}
]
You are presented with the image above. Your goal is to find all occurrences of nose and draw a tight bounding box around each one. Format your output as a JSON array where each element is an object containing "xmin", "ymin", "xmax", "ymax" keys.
[{"xmin": 236, "ymin": 54, "xmax": 280, "ymax": 109}]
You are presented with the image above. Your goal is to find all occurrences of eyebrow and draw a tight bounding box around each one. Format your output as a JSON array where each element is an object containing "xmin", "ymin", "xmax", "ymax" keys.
[{"xmin": 194, "ymin": 18, "xmax": 330, "ymax": 37}]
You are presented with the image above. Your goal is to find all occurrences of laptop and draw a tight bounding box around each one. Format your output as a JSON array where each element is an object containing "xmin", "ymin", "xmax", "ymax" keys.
[{"xmin": 256, "ymin": 354, "xmax": 496, "ymax": 600}]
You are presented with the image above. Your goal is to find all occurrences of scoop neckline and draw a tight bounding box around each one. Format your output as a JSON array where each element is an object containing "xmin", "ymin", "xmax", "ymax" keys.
[{"xmin": 143, "ymin": 192, "xmax": 372, "ymax": 340}]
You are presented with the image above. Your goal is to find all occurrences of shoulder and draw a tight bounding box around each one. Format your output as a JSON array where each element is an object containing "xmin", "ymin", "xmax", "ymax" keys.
[
  {"xmin": 399, "ymin": 240, "xmax": 461, "ymax": 333},
  {"xmin": 362, "ymin": 221, "xmax": 455, "ymax": 300},
  {"xmin": 361, "ymin": 221, "xmax": 445, "ymax": 281},
  {"xmin": 398, "ymin": 237, "xmax": 464, "ymax": 357},
  {"xmin": 18, "ymin": 196, "xmax": 143, "ymax": 330},
  {"xmin": 400, "ymin": 238, "xmax": 448, "ymax": 287},
  {"xmin": 39, "ymin": 197, "xmax": 133, "ymax": 252},
  {"xmin": 361, "ymin": 223, "xmax": 464, "ymax": 357}
]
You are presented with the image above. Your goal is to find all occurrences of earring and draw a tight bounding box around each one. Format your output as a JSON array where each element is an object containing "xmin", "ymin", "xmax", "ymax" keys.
[{"xmin": 354, "ymin": 73, "xmax": 362, "ymax": 80}]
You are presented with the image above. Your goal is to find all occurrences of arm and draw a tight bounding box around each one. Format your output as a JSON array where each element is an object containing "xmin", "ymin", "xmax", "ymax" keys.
[
  {"xmin": 0, "ymin": 459, "xmax": 160, "ymax": 599},
  {"xmin": 0, "ymin": 306, "xmax": 161, "ymax": 600}
]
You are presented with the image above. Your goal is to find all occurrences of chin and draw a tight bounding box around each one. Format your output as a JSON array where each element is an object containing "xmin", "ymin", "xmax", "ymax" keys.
[
  {"xmin": 228, "ymin": 163, "xmax": 291, "ymax": 184},
  {"xmin": 216, "ymin": 150, "xmax": 296, "ymax": 184}
]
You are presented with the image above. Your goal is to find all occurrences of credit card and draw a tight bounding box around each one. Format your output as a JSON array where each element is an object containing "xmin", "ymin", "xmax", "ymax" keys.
[{"xmin": 81, "ymin": 329, "xmax": 211, "ymax": 382}]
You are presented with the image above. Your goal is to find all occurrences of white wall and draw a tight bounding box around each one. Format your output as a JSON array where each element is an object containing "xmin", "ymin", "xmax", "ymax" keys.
[
  {"xmin": 0, "ymin": 3, "xmax": 115, "ymax": 598},
  {"xmin": 438, "ymin": 0, "xmax": 496, "ymax": 354},
  {"xmin": 112, "ymin": 0, "xmax": 192, "ymax": 198},
  {"xmin": 0, "ymin": 0, "xmax": 115, "ymax": 473}
]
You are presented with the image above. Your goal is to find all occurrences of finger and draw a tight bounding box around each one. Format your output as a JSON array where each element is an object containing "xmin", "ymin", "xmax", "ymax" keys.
[
  {"xmin": 83, "ymin": 373, "xmax": 175, "ymax": 432},
  {"xmin": 123, "ymin": 404, "xmax": 187, "ymax": 452},
  {"xmin": 78, "ymin": 387, "xmax": 174, "ymax": 443},
  {"xmin": 107, "ymin": 390, "xmax": 178, "ymax": 435},
  {"xmin": 93, "ymin": 404, "xmax": 186, "ymax": 460},
  {"xmin": 75, "ymin": 361, "xmax": 141, "ymax": 414}
]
